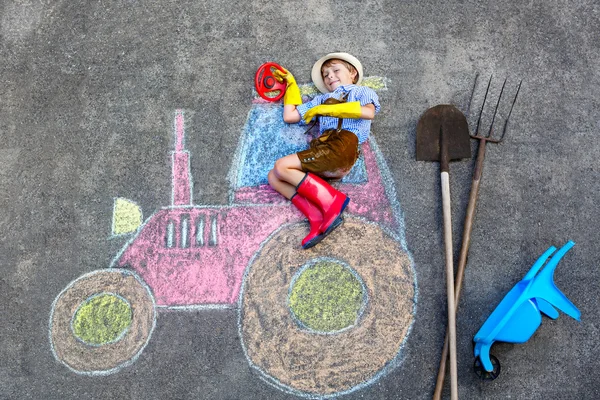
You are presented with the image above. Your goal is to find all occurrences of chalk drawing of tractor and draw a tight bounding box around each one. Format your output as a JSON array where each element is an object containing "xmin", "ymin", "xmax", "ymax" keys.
[{"xmin": 50, "ymin": 89, "xmax": 417, "ymax": 397}]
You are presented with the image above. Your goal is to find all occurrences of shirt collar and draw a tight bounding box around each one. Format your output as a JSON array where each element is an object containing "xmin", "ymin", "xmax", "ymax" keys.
[{"xmin": 332, "ymin": 84, "xmax": 356, "ymax": 93}]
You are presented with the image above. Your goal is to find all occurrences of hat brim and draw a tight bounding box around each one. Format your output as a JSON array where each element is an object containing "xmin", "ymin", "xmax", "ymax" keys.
[{"xmin": 311, "ymin": 52, "xmax": 364, "ymax": 94}]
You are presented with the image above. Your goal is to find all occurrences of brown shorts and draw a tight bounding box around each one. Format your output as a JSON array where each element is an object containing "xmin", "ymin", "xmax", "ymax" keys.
[{"xmin": 297, "ymin": 129, "xmax": 359, "ymax": 179}]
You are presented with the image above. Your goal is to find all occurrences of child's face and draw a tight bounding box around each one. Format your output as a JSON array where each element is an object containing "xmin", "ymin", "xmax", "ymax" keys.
[{"xmin": 321, "ymin": 61, "xmax": 357, "ymax": 92}]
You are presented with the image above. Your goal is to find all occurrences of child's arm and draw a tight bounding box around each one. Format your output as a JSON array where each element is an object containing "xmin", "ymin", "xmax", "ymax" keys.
[
  {"xmin": 361, "ymin": 104, "xmax": 376, "ymax": 120},
  {"xmin": 302, "ymin": 88, "xmax": 378, "ymax": 123},
  {"xmin": 282, "ymin": 105, "xmax": 301, "ymax": 123},
  {"xmin": 302, "ymin": 102, "xmax": 373, "ymax": 123},
  {"xmin": 273, "ymin": 68, "xmax": 302, "ymax": 123}
]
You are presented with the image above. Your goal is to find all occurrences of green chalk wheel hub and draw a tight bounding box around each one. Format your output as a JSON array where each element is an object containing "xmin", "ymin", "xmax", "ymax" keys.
[
  {"xmin": 288, "ymin": 259, "xmax": 366, "ymax": 333},
  {"xmin": 71, "ymin": 293, "xmax": 133, "ymax": 346}
]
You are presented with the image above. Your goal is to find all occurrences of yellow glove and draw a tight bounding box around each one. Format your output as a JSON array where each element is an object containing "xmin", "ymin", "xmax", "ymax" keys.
[
  {"xmin": 273, "ymin": 67, "xmax": 302, "ymax": 106},
  {"xmin": 302, "ymin": 101, "xmax": 362, "ymax": 124}
]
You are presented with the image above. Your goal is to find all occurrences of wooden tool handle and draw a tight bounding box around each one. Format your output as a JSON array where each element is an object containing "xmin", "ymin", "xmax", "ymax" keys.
[
  {"xmin": 433, "ymin": 179, "xmax": 481, "ymax": 400},
  {"xmin": 441, "ymin": 171, "xmax": 458, "ymax": 400},
  {"xmin": 433, "ymin": 140, "xmax": 487, "ymax": 400}
]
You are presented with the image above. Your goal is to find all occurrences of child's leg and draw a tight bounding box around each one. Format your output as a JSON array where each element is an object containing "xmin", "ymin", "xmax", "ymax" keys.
[
  {"xmin": 268, "ymin": 154, "xmax": 327, "ymax": 249},
  {"xmin": 268, "ymin": 147, "xmax": 350, "ymax": 248},
  {"xmin": 267, "ymin": 153, "xmax": 306, "ymax": 199},
  {"xmin": 269, "ymin": 144, "xmax": 351, "ymax": 227}
]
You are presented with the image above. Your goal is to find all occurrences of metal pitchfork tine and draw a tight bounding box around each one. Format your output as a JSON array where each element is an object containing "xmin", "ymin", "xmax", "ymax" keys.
[{"xmin": 432, "ymin": 75, "xmax": 522, "ymax": 400}]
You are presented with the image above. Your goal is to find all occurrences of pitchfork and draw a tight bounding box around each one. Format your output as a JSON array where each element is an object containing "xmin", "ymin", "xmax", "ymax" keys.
[{"xmin": 432, "ymin": 74, "xmax": 522, "ymax": 399}]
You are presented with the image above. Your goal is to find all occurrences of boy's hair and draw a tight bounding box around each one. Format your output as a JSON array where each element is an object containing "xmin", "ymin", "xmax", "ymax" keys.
[{"xmin": 321, "ymin": 59, "xmax": 359, "ymax": 84}]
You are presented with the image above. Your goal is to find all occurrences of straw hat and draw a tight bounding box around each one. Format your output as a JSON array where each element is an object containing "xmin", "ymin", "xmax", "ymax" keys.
[{"xmin": 311, "ymin": 52, "xmax": 364, "ymax": 93}]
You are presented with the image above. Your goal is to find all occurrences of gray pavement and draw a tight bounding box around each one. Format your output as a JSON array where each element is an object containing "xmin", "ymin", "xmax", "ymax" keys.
[{"xmin": 1, "ymin": 1, "xmax": 599, "ymax": 399}]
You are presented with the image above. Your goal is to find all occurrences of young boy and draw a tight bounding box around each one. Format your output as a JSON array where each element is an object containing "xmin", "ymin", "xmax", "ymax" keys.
[{"xmin": 267, "ymin": 52, "xmax": 380, "ymax": 249}]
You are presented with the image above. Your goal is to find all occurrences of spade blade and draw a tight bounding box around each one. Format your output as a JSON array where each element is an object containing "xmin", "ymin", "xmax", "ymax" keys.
[{"xmin": 416, "ymin": 104, "xmax": 471, "ymax": 162}]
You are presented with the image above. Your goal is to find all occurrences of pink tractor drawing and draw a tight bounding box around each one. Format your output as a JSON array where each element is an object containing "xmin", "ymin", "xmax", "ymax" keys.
[{"xmin": 50, "ymin": 100, "xmax": 416, "ymax": 397}]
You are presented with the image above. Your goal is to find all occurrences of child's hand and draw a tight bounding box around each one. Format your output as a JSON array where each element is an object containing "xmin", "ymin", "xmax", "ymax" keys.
[
  {"xmin": 273, "ymin": 68, "xmax": 296, "ymax": 85},
  {"xmin": 273, "ymin": 67, "xmax": 302, "ymax": 106}
]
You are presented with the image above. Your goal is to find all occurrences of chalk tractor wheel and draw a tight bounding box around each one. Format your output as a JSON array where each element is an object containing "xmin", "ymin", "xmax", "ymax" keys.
[
  {"xmin": 239, "ymin": 218, "xmax": 416, "ymax": 396},
  {"xmin": 474, "ymin": 355, "xmax": 501, "ymax": 381},
  {"xmin": 255, "ymin": 62, "xmax": 287, "ymax": 102},
  {"xmin": 49, "ymin": 269, "xmax": 156, "ymax": 375}
]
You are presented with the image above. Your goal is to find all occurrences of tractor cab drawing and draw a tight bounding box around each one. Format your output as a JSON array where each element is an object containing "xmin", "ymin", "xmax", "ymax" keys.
[{"xmin": 50, "ymin": 90, "xmax": 416, "ymax": 397}]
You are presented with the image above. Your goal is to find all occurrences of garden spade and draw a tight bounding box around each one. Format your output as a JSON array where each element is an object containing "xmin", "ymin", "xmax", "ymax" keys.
[
  {"xmin": 433, "ymin": 77, "xmax": 523, "ymax": 399},
  {"xmin": 417, "ymin": 104, "xmax": 471, "ymax": 400}
]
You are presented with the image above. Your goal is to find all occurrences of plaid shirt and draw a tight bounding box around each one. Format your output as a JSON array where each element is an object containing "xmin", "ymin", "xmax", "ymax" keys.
[{"xmin": 296, "ymin": 84, "xmax": 380, "ymax": 144}]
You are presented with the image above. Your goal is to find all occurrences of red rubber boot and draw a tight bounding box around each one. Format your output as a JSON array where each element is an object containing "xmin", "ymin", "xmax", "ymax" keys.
[
  {"xmin": 291, "ymin": 194, "xmax": 324, "ymax": 249},
  {"xmin": 296, "ymin": 172, "xmax": 350, "ymax": 238}
]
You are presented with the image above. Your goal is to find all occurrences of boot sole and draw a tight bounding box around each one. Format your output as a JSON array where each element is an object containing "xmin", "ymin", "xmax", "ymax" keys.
[
  {"xmin": 302, "ymin": 216, "xmax": 344, "ymax": 249},
  {"xmin": 321, "ymin": 197, "xmax": 350, "ymax": 236}
]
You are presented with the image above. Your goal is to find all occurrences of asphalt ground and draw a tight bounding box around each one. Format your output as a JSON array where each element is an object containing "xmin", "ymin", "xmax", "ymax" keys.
[{"xmin": 1, "ymin": 1, "xmax": 599, "ymax": 399}]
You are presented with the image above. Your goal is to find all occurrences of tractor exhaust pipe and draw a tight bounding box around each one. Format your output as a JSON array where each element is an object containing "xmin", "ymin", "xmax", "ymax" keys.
[{"xmin": 171, "ymin": 110, "xmax": 193, "ymax": 206}]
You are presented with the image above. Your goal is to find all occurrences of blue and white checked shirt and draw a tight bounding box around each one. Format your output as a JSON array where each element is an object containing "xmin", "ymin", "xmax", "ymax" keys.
[{"xmin": 296, "ymin": 84, "xmax": 380, "ymax": 144}]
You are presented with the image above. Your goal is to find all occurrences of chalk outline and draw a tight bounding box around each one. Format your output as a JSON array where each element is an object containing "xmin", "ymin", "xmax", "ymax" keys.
[{"xmin": 51, "ymin": 76, "xmax": 419, "ymax": 392}]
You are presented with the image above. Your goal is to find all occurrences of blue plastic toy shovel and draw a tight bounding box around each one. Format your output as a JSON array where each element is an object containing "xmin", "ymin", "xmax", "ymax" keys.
[{"xmin": 473, "ymin": 241, "xmax": 581, "ymax": 379}]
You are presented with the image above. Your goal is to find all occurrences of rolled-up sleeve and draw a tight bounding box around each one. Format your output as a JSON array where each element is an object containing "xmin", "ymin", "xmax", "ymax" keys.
[
  {"xmin": 357, "ymin": 87, "xmax": 380, "ymax": 114},
  {"xmin": 295, "ymin": 95, "xmax": 325, "ymax": 123}
]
